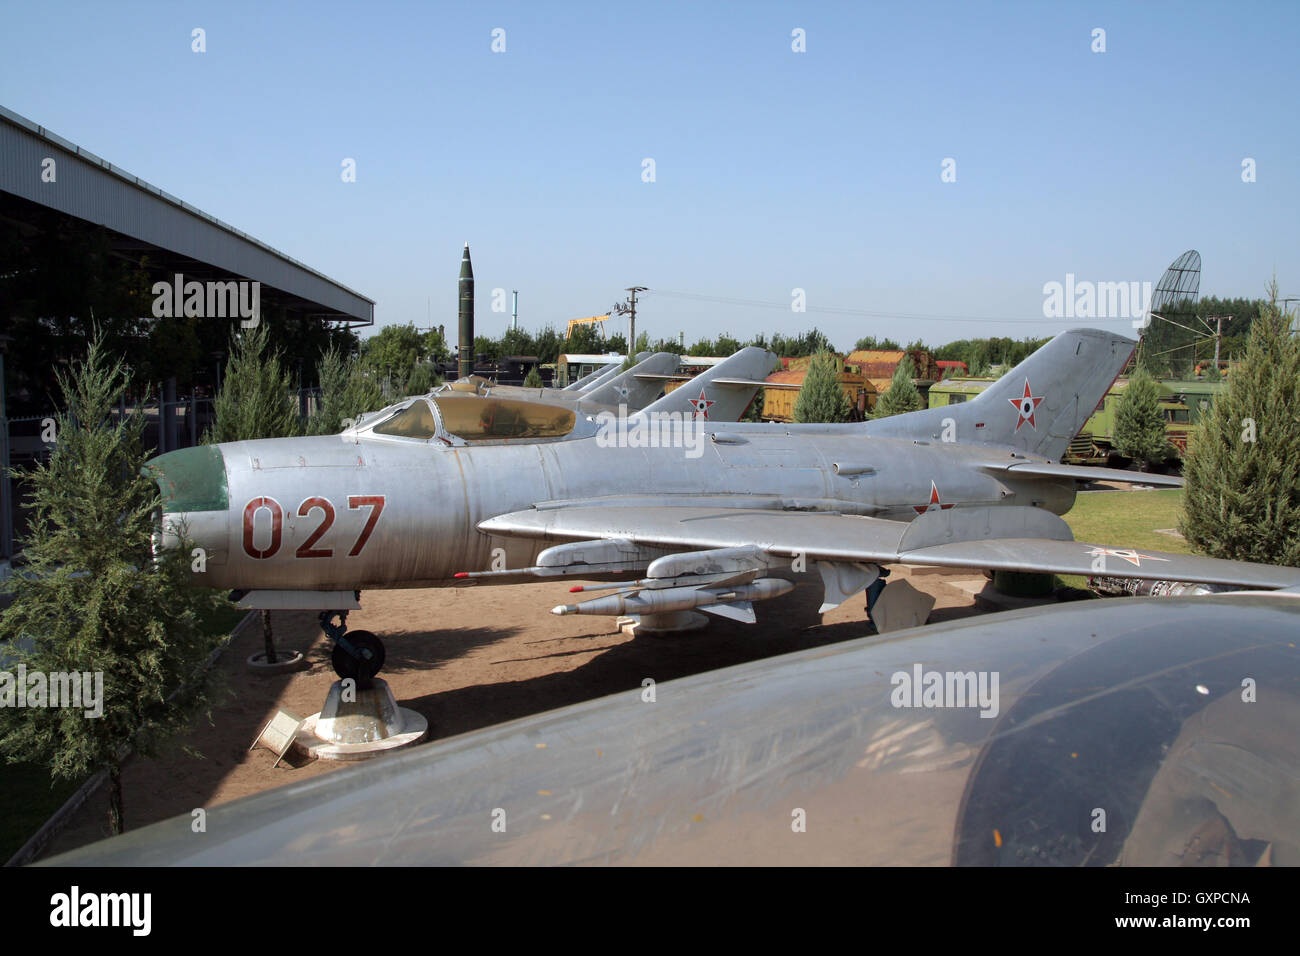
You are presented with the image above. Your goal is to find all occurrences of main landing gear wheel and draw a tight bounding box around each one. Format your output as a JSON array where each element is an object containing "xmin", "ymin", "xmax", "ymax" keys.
[{"xmin": 331, "ymin": 630, "xmax": 385, "ymax": 685}]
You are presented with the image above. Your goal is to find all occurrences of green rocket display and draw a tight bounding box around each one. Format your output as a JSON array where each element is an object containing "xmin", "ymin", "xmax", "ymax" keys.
[{"xmin": 458, "ymin": 242, "xmax": 474, "ymax": 380}]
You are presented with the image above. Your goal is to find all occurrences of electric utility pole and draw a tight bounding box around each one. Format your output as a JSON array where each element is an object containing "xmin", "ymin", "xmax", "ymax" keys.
[
  {"xmin": 616, "ymin": 286, "xmax": 647, "ymax": 357},
  {"xmin": 1207, "ymin": 314, "xmax": 1232, "ymax": 370}
]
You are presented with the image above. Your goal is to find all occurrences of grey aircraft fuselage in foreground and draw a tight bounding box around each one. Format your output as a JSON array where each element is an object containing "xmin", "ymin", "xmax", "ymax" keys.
[
  {"xmin": 44, "ymin": 589, "xmax": 1300, "ymax": 865},
  {"xmin": 148, "ymin": 329, "xmax": 1300, "ymax": 679}
]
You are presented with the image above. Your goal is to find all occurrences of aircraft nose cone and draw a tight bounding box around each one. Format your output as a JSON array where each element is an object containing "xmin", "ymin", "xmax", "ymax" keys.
[{"xmin": 144, "ymin": 445, "xmax": 229, "ymax": 514}]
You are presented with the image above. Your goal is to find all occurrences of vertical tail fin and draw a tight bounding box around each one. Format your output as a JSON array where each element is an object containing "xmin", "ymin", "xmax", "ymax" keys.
[
  {"xmin": 565, "ymin": 358, "xmax": 628, "ymax": 392},
  {"xmin": 583, "ymin": 352, "xmax": 680, "ymax": 409},
  {"xmin": 863, "ymin": 329, "xmax": 1135, "ymax": 460},
  {"xmin": 637, "ymin": 347, "xmax": 777, "ymax": 423}
]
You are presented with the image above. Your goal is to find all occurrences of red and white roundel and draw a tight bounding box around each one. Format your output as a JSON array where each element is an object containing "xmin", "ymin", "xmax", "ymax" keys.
[
  {"xmin": 689, "ymin": 389, "xmax": 715, "ymax": 419},
  {"xmin": 1009, "ymin": 379, "xmax": 1044, "ymax": 431}
]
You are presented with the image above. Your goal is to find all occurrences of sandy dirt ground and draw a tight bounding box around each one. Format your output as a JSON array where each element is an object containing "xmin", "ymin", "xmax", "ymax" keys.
[{"xmin": 43, "ymin": 566, "xmax": 993, "ymax": 858}]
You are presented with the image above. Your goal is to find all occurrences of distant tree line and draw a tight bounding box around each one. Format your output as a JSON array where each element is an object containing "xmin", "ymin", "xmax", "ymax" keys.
[
  {"xmin": 1138, "ymin": 295, "xmax": 1267, "ymax": 377},
  {"xmin": 4, "ymin": 222, "xmax": 1269, "ymax": 418}
]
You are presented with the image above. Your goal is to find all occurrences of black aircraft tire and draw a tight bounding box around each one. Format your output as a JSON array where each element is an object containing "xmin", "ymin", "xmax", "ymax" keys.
[{"xmin": 331, "ymin": 630, "xmax": 385, "ymax": 683}]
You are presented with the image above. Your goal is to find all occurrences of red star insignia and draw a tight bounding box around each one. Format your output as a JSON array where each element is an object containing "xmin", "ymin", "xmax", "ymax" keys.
[
  {"xmin": 1085, "ymin": 547, "xmax": 1170, "ymax": 568},
  {"xmin": 689, "ymin": 389, "xmax": 715, "ymax": 419},
  {"xmin": 1009, "ymin": 379, "xmax": 1045, "ymax": 431},
  {"xmin": 913, "ymin": 480, "xmax": 955, "ymax": 515}
]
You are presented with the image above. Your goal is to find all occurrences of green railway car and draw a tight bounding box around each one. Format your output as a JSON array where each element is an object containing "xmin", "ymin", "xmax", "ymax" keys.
[
  {"xmin": 926, "ymin": 378, "xmax": 996, "ymax": 407},
  {"xmin": 1165, "ymin": 380, "xmax": 1225, "ymax": 425}
]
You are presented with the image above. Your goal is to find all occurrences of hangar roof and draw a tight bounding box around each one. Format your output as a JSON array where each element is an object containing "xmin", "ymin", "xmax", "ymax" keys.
[{"xmin": 0, "ymin": 105, "xmax": 373, "ymax": 327}]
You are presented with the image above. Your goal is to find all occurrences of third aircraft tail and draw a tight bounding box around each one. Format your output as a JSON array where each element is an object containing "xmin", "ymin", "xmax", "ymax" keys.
[{"xmin": 863, "ymin": 329, "xmax": 1136, "ymax": 461}]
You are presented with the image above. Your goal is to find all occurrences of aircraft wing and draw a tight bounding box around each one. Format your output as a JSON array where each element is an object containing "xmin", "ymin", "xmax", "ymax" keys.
[
  {"xmin": 979, "ymin": 460, "xmax": 1184, "ymax": 487},
  {"xmin": 707, "ymin": 378, "xmax": 777, "ymax": 387},
  {"xmin": 633, "ymin": 375, "xmax": 770, "ymax": 386},
  {"xmin": 479, "ymin": 502, "xmax": 1300, "ymax": 590}
]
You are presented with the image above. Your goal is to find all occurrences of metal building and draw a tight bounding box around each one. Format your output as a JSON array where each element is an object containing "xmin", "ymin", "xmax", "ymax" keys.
[{"xmin": 0, "ymin": 104, "xmax": 374, "ymax": 327}]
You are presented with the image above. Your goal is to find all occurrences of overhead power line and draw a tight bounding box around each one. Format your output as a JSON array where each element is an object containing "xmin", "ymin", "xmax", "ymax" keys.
[{"xmin": 641, "ymin": 288, "xmax": 1127, "ymax": 326}]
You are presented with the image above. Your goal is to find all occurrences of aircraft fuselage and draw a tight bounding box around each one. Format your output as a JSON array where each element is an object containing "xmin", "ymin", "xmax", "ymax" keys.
[{"xmin": 166, "ymin": 427, "xmax": 1076, "ymax": 592}]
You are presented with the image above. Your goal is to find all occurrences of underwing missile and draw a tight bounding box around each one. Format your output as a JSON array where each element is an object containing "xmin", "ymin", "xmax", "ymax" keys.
[{"xmin": 552, "ymin": 577, "xmax": 794, "ymax": 617}]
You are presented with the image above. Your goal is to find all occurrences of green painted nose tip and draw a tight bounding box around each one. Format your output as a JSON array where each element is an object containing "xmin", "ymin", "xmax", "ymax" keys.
[{"xmin": 143, "ymin": 445, "xmax": 229, "ymax": 513}]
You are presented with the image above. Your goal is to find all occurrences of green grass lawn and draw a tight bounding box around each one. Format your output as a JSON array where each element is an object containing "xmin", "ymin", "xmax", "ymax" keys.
[
  {"xmin": 0, "ymin": 589, "xmax": 246, "ymax": 862},
  {"xmin": 1055, "ymin": 488, "xmax": 1191, "ymax": 589},
  {"xmin": 1063, "ymin": 488, "xmax": 1192, "ymax": 555}
]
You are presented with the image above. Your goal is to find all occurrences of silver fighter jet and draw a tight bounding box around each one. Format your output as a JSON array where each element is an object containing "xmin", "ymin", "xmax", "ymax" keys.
[{"xmin": 147, "ymin": 329, "xmax": 1300, "ymax": 681}]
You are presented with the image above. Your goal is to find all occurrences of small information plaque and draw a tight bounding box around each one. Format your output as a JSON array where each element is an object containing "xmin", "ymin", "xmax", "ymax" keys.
[{"xmin": 250, "ymin": 708, "xmax": 305, "ymax": 768}]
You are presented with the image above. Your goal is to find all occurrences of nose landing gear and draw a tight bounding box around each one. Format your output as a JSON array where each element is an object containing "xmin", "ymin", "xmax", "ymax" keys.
[
  {"xmin": 300, "ymin": 608, "xmax": 426, "ymax": 760},
  {"xmin": 319, "ymin": 611, "xmax": 386, "ymax": 688}
]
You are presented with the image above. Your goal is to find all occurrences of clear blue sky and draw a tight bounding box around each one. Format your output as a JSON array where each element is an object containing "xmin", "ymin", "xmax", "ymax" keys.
[{"xmin": 2, "ymin": 0, "xmax": 1296, "ymax": 349}]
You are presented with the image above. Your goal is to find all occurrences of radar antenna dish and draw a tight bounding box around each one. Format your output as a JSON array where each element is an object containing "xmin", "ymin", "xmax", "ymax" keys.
[{"xmin": 1137, "ymin": 250, "xmax": 1205, "ymax": 372}]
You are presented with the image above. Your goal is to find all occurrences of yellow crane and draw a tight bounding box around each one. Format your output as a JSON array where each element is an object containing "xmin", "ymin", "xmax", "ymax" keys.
[{"xmin": 566, "ymin": 315, "xmax": 609, "ymax": 337}]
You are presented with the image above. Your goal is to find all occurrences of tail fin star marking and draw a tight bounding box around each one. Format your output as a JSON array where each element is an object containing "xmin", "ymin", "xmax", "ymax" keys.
[
  {"xmin": 689, "ymin": 390, "xmax": 715, "ymax": 419},
  {"xmin": 1010, "ymin": 379, "xmax": 1044, "ymax": 431}
]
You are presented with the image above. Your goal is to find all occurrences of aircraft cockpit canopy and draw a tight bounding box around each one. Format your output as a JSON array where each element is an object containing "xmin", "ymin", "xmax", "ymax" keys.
[
  {"xmin": 435, "ymin": 396, "xmax": 576, "ymax": 441},
  {"xmin": 445, "ymin": 375, "xmax": 492, "ymax": 394},
  {"xmin": 373, "ymin": 399, "xmax": 439, "ymax": 439},
  {"xmin": 370, "ymin": 397, "xmax": 576, "ymax": 443}
]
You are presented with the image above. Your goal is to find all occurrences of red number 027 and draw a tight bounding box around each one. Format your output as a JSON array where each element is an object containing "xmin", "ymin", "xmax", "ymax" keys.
[{"xmin": 242, "ymin": 494, "xmax": 385, "ymax": 560}]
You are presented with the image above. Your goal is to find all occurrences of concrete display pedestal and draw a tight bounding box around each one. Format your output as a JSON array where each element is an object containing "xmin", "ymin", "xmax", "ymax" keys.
[
  {"xmin": 295, "ymin": 678, "xmax": 428, "ymax": 761},
  {"xmin": 618, "ymin": 611, "xmax": 709, "ymax": 637}
]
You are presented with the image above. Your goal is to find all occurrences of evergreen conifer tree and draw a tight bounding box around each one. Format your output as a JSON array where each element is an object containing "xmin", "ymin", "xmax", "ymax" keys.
[
  {"xmin": 0, "ymin": 334, "xmax": 220, "ymax": 834},
  {"xmin": 1113, "ymin": 366, "xmax": 1170, "ymax": 468},
  {"xmin": 873, "ymin": 355, "xmax": 922, "ymax": 418},
  {"xmin": 308, "ymin": 345, "xmax": 385, "ymax": 436},
  {"xmin": 206, "ymin": 324, "xmax": 298, "ymax": 444},
  {"xmin": 208, "ymin": 325, "xmax": 300, "ymax": 664},
  {"xmin": 405, "ymin": 362, "xmax": 436, "ymax": 395},
  {"xmin": 1180, "ymin": 288, "xmax": 1300, "ymax": 566},
  {"xmin": 794, "ymin": 352, "xmax": 851, "ymax": 423}
]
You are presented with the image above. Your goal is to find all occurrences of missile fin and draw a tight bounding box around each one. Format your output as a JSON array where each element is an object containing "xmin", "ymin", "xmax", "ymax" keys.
[
  {"xmin": 816, "ymin": 560, "xmax": 880, "ymax": 613},
  {"xmin": 699, "ymin": 601, "xmax": 756, "ymax": 623}
]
